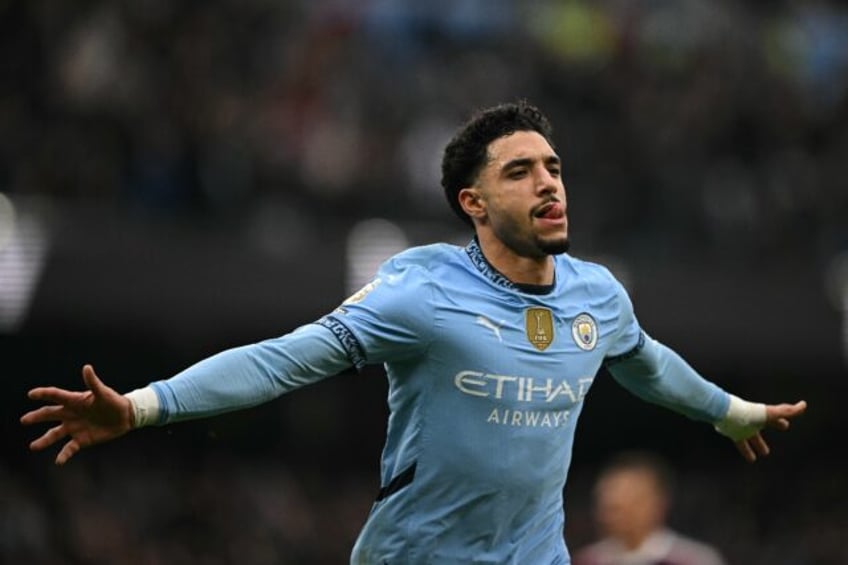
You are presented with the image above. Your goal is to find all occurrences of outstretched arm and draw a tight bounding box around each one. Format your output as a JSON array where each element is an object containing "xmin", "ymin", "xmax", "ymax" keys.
[
  {"xmin": 21, "ymin": 364, "xmax": 133, "ymax": 465},
  {"xmin": 606, "ymin": 333, "xmax": 807, "ymax": 462},
  {"xmin": 22, "ymin": 323, "xmax": 354, "ymax": 465}
]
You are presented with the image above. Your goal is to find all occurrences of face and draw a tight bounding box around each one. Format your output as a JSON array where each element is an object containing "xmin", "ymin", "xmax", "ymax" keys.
[
  {"xmin": 594, "ymin": 469, "xmax": 667, "ymax": 547},
  {"xmin": 462, "ymin": 130, "xmax": 569, "ymax": 259}
]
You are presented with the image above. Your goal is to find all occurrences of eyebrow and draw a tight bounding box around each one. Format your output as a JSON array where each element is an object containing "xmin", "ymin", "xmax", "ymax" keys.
[{"xmin": 501, "ymin": 154, "xmax": 561, "ymax": 173}]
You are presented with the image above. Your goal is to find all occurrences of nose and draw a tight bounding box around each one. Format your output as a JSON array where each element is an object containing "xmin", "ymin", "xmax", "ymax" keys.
[{"xmin": 534, "ymin": 166, "xmax": 564, "ymax": 200}]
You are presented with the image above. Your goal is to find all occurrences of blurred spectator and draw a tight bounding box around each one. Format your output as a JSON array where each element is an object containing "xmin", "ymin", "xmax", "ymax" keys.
[
  {"xmin": 573, "ymin": 451, "xmax": 726, "ymax": 565},
  {"xmin": 0, "ymin": 0, "xmax": 845, "ymax": 260}
]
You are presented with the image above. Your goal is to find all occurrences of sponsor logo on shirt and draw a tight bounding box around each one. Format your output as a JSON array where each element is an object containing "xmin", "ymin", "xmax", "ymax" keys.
[
  {"xmin": 454, "ymin": 370, "xmax": 594, "ymax": 428},
  {"xmin": 486, "ymin": 408, "xmax": 572, "ymax": 428},
  {"xmin": 476, "ymin": 315, "xmax": 505, "ymax": 343}
]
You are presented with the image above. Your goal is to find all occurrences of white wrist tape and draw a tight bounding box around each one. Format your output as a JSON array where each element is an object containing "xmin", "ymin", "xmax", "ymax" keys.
[
  {"xmin": 714, "ymin": 394, "xmax": 767, "ymax": 441},
  {"xmin": 124, "ymin": 387, "xmax": 161, "ymax": 428}
]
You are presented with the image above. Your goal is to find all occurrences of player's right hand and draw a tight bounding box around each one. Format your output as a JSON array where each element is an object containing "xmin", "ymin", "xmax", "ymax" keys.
[{"xmin": 21, "ymin": 364, "xmax": 134, "ymax": 465}]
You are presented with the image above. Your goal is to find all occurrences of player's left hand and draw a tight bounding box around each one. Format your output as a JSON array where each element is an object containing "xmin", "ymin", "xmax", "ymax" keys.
[{"xmin": 734, "ymin": 400, "xmax": 807, "ymax": 463}]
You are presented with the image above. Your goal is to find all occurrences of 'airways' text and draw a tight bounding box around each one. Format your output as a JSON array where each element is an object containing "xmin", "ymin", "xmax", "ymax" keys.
[{"xmin": 486, "ymin": 408, "xmax": 571, "ymax": 428}]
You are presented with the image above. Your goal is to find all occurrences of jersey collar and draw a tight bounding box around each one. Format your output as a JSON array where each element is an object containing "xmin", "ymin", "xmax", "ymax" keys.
[{"xmin": 465, "ymin": 238, "xmax": 556, "ymax": 295}]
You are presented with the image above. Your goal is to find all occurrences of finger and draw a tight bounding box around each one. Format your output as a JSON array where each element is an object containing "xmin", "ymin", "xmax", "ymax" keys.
[
  {"xmin": 20, "ymin": 405, "xmax": 70, "ymax": 426},
  {"xmin": 29, "ymin": 424, "xmax": 68, "ymax": 452},
  {"xmin": 750, "ymin": 432, "xmax": 770, "ymax": 457},
  {"xmin": 56, "ymin": 439, "xmax": 82, "ymax": 465},
  {"xmin": 82, "ymin": 364, "xmax": 107, "ymax": 397},
  {"xmin": 768, "ymin": 417, "xmax": 790, "ymax": 432},
  {"xmin": 735, "ymin": 439, "xmax": 757, "ymax": 463},
  {"xmin": 82, "ymin": 364, "xmax": 99, "ymax": 390},
  {"xmin": 27, "ymin": 387, "xmax": 84, "ymax": 405},
  {"xmin": 767, "ymin": 400, "xmax": 807, "ymax": 422}
]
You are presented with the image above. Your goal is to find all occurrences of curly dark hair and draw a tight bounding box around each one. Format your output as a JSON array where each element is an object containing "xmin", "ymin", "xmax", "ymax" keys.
[{"xmin": 441, "ymin": 100, "xmax": 555, "ymax": 226}]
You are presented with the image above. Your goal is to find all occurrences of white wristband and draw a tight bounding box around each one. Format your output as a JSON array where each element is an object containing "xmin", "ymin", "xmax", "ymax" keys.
[
  {"xmin": 124, "ymin": 387, "xmax": 161, "ymax": 428},
  {"xmin": 714, "ymin": 394, "xmax": 767, "ymax": 441}
]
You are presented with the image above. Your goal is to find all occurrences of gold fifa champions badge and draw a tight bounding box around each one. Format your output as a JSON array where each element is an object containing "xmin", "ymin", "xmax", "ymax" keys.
[{"xmin": 525, "ymin": 307, "xmax": 554, "ymax": 351}]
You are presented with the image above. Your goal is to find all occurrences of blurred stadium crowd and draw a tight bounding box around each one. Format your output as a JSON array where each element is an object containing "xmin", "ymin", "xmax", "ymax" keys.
[
  {"xmin": 2, "ymin": 0, "xmax": 847, "ymax": 563},
  {"xmin": 3, "ymin": 0, "xmax": 847, "ymax": 261},
  {"xmin": 3, "ymin": 443, "xmax": 844, "ymax": 564}
]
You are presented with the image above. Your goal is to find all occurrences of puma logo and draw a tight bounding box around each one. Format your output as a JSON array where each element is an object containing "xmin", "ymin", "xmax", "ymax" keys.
[{"xmin": 476, "ymin": 315, "xmax": 505, "ymax": 343}]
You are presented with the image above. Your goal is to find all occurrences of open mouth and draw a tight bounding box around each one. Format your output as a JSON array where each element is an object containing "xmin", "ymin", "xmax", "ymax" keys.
[{"xmin": 533, "ymin": 201, "xmax": 565, "ymax": 220}]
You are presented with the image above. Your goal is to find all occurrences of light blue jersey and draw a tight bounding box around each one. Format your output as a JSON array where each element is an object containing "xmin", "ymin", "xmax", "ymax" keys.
[
  {"xmin": 149, "ymin": 239, "xmax": 729, "ymax": 564},
  {"xmin": 319, "ymin": 239, "xmax": 656, "ymax": 564}
]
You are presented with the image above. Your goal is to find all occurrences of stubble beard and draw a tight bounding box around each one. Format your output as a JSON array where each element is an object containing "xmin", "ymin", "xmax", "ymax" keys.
[
  {"xmin": 489, "ymin": 212, "xmax": 571, "ymax": 258},
  {"xmin": 498, "ymin": 228, "xmax": 571, "ymax": 259},
  {"xmin": 536, "ymin": 234, "xmax": 570, "ymax": 255}
]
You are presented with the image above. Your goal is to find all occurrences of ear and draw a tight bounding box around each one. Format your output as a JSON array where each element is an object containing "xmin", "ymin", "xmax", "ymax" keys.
[{"xmin": 458, "ymin": 187, "xmax": 486, "ymax": 222}]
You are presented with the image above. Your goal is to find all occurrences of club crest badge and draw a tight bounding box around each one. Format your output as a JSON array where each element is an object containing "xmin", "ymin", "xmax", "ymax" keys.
[
  {"xmin": 571, "ymin": 313, "xmax": 598, "ymax": 351},
  {"xmin": 525, "ymin": 307, "xmax": 554, "ymax": 351}
]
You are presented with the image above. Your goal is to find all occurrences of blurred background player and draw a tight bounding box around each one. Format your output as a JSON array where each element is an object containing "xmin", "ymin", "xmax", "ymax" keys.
[{"xmin": 574, "ymin": 451, "xmax": 726, "ymax": 565}]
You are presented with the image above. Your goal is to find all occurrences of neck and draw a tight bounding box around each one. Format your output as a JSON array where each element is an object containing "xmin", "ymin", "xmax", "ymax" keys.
[
  {"xmin": 621, "ymin": 531, "xmax": 650, "ymax": 551},
  {"xmin": 620, "ymin": 524, "xmax": 663, "ymax": 552},
  {"xmin": 475, "ymin": 232, "xmax": 555, "ymax": 286}
]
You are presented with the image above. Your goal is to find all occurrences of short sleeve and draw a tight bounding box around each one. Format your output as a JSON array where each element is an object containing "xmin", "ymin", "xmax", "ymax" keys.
[{"xmin": 316, "ymin": 255, "xmax": 435, "ymax": 369}]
